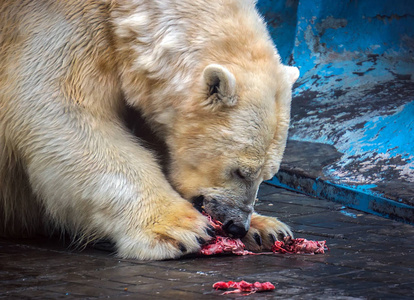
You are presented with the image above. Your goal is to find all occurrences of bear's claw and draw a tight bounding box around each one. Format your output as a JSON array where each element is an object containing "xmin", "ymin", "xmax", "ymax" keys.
[
  {"xmin": 206, "ymin": 226, "xmax": 216, "ymax": 237},
  {"xmin": 253, "ymin": 232, "xmax": 262, "ymax": 246},
  {"xmin": 115, "ymin": 198, "xmax": 212, "ymax": 260},
  {"xmin": 242, "ymin": 213, "xmax": 293, "ymax": 252},
  {"xmin": 269, "ymin": 233, "xmax": 277, "ymax": 244},
  {"xmin": 179, "ymin": 243, "xmax": 187, "ymax": 253}
]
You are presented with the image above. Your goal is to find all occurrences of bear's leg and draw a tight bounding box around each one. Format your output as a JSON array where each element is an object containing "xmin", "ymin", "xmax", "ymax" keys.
[
  {"xmin": 0, "ymin": 135, "xmax": 44, "ymax": 237},
  {"xmin": 242, "ymin": 212, "xmax": 292, "ymax": 252},
  {"xmin": 9, "ymin": 108, "xmax": 210, "ymax": 260}
]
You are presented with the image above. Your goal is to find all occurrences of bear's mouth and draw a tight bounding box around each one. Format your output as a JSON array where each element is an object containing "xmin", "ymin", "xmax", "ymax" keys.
[
  {"xmin": 192, "ymin": 194, "xmax": 250, "ymax": 239},
  {"xmin": 192, "ymin": 195, "xmax": 205, "ymax": 213}
]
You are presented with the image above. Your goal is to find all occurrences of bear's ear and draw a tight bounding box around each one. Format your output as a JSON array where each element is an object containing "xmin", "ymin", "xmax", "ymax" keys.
[
  {"xmin": 203, "ymin": 64, "xmax": 238, "ymax": 107},
  {"xmin": 284, "ymin": 65, "xmax": 300, "ymax": 85}
]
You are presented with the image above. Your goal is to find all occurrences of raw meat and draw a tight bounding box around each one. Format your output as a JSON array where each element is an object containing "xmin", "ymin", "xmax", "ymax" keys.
[
  {"xmin": 200, "ymin": 214, "xmax": 328, "ymax": 255},
  {"xmin": 213, "ymin": 280, "xmax": 275, "ymax": 295},
  {"xmin": 200, "ymin": 214, "xmax": 253, "ymax": 255},
  {"xmin": 200, "ymin": 236, "xmax": 254, "ymax": 256},
  {"xmin": 272, "ymin": 236, "xmax": 328, "ymax": 254}
]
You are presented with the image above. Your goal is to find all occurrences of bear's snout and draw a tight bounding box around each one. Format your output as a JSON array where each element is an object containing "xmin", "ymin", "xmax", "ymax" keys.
[
  {"xmin": 193, "ymin": 193, "xmax": 253, "ymax": 238},
  {"xmin": 222, "ymin": 220, "xmax": 248, "ymax": 238}
]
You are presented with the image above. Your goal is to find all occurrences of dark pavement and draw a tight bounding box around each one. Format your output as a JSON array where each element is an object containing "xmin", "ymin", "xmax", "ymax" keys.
[{"xmin": 1, "ymin": 183, "xmax": 413, "ymax": 299}]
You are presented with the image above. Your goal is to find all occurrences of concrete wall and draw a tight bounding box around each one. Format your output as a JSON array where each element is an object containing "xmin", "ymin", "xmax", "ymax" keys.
[{"xmin": 257, "ymin": 0, "xmax": 414, "ymax": 222}]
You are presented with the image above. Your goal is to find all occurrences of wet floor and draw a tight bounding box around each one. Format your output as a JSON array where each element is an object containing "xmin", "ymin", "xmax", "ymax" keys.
[{"xmin": 1, "ymin": 183, "xmax": 413, "ymax": 299}]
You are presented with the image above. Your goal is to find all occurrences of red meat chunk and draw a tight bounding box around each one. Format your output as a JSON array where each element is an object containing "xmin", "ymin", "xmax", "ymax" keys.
[
  {"xmin": 200, "ymin": 236, "xmax": 254, "ymax": 256},
  {"xmin": 200, "ymin": 214, "xmax": 254, "ymax": 255},
  {"xmin": 200, "ymin": 213, "xmax": 328, "ymax": 255},
  {"xmin": 272, "ymin": 236, "xmax": 328, "ymax": 254},
  {"xmin": 213, "ymin": 280, "xmax": 275, "ymax": 295}
]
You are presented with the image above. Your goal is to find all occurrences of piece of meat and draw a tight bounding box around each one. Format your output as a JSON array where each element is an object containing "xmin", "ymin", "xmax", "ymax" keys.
[
  {"xmin": 203, "ymin": 213, "xmax": 226, "ymax": 236},
  {"xmin": 200, "ymin": 236, "xmax": 255, "ymax": 256},
  {"xmin": 200, "ymin": 213, "xmax": 328, "ymax": 255},
  {"xmin": 213, "ymin": 280, "xmax": 275, "ymax": 295},
  {"xmin": 272, "ymin": 236, "xmax": 328, "ymax": 254},
  {"xmin": 200, "ymin": 214, "xmax": 254, "ymax": 255}
]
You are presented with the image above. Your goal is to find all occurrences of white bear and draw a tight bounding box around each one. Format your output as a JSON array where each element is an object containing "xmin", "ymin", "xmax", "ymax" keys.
[{"xmin": 0, "ymin": 0, "xmax": 299, "ymax": 259}]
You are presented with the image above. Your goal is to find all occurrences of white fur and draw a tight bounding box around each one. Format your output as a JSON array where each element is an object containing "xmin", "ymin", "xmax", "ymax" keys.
[{"xmin": 0, "ymin": 0, "xmax": 298, "ymax": 259}]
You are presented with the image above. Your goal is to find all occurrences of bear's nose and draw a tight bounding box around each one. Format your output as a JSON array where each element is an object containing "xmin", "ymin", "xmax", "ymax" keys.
[{"xmin": 223, "ymin": 221, "xmax": 248, "ymax": 238}]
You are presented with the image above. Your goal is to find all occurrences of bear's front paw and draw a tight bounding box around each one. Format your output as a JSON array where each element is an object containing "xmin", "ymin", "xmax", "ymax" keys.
[
  {"xmin": 116, "ymin": 200, "xmax": 213, "ymax": 260},
  {"xmin": 242, "ymin": 213, "xmax": 292, "ymax": 252}
]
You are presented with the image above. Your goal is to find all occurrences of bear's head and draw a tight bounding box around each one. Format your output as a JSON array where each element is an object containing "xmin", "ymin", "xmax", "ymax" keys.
[
  {"xmin": 112, "ymin": 0, "xmax": 299, "ymax": 238},
  {"xmin": 167, "ymin": 62, "xmax": 299, "ymax": 238}
]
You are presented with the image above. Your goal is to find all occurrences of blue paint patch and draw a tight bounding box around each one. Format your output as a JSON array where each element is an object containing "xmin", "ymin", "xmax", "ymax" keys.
[
  {"xmin": 356, "ymin": 101, "xmax": 414, "ymax": 158},
  {"xmin": 259, "ymin": 0, "xmax": 414, "ymax": 73},
  {"xmin": 340, "ymin": 210, "xmax": 357, "ymax": 219},
  {"xmin": 321, "ymin": 101, "xmax": 414, "ymax": 194},
  {"xmin": 312, "ymin": 181, "xmax": 318, "ymax": 192},
  {"xmin": 256, "ymin": 0, "xmax": 298, "ymax": 63},
  {"xmin": 267, "ymin": 176, "xmax": 297, "ymax": 192},
  {"xmin": 352, "ymin": 184, "xmax": 380, "ymax": 195}
]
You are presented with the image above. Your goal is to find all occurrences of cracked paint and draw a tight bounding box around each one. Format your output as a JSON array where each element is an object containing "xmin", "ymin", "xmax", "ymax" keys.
[{"xmin": 258, "ymin": 0, "xmax": 414, "ymax": 217}]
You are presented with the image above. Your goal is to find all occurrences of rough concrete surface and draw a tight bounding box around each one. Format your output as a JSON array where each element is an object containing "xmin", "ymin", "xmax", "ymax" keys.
[
  {"xmin": 1, "ymin": 183, "xmax": 413, "ymax": 299},
  {"xmin": 272, "ymin": 140, "xmax": 414, "ymax": 225},
  {"xmin": 257, "ymin": 0, "xmax": 414, "ymax": 221}
]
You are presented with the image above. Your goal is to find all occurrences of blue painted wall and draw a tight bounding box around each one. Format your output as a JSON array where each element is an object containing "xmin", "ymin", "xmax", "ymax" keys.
[
  {"xmin": 258, "ymin": 0, "xmax": 414, "ymax": 220},
  {"xmin": 258, "ymin": 0, "xmax": 414, "ymax": 71}
]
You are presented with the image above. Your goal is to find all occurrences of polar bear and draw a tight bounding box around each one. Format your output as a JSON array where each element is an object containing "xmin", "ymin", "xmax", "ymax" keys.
[{"xmin": 0, "ymin": 0, "xmax": 299, "ymax": 260}]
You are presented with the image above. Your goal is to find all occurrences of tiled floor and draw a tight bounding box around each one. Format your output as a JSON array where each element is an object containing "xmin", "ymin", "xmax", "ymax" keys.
[{"xmin": 1, "ymin": 183, "xmax": 413, "ymax": 299}]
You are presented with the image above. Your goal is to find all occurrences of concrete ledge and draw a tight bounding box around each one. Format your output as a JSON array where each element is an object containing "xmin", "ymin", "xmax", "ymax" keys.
[
  {"xmin": 267, "ymin": 140, "xmax": 414, "ymax": 224},
  {"xmin": 267, "ymin": 171, "xmax": 414, "ymax": 224}
]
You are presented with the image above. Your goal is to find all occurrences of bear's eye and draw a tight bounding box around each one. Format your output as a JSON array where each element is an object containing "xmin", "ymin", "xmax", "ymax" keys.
[{"xmin": 233, "ymin": 168, "xmax": 247, "ymax": 180}]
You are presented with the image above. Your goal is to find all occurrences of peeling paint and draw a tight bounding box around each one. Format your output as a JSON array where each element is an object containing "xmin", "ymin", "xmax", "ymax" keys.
[
  {"xmin": 328, "ymin": 101, "xmax": 414, "ymax": 186},
  {"xmin": 258, "ymin": 0, "xmax": 414, "ymax": 220},
  {"xmin": 340, "ymin": 209, "xmax": 357, "ymax": 219}
]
